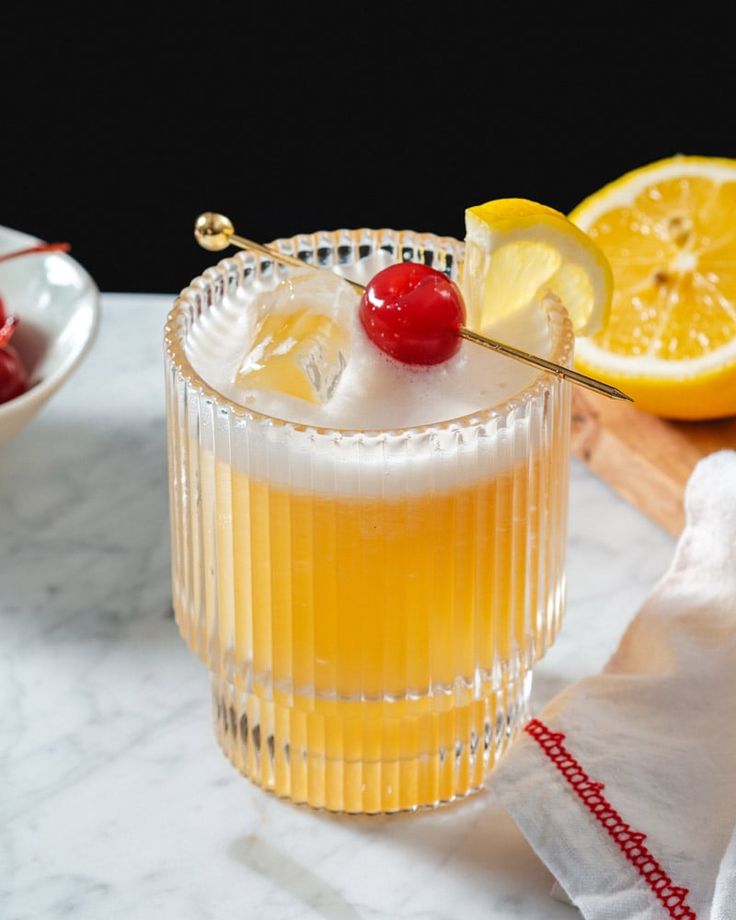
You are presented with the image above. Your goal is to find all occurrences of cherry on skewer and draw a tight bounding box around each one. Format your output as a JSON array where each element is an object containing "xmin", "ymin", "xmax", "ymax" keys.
[
  {"xmin": 357, "ymin": 264, "xmax": 633, "ymax": 403},
  {"xmin": 193, "ymin": 212, "xmax": 631, "ymax": 401},
  {"xmin": 358, "ymin": 263, "xmax": 465, "ymax": 365}
]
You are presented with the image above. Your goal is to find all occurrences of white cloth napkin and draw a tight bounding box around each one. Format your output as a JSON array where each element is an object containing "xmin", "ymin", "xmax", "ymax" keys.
[{"xmin": 490, "ymin": 449, "xmax": 736, "ymax": 920}]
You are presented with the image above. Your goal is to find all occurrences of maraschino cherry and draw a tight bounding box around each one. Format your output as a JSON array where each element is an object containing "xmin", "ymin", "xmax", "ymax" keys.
[
  {"xmin": 0, "ymin": 316, "xmax": 27, "ymax": 402},
  {"xmin": 0, "ymin": 241, "xmax": 71, "ymax": 405},
  {"xmin": 192, "ymin": 213, "xmax": 630, "ymax": 401},
  {"xmin": 359, "ymin": 262, "xmax": 466, "ymax": 365}
]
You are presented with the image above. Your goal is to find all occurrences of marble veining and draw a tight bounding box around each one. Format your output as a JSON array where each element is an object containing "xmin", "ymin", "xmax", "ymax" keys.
[{"xmin": 0, "ymin": 294, "xmax": 676, "ymax": 919}]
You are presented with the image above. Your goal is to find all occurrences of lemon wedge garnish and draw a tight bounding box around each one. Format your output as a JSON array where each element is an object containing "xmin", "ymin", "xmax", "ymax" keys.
[
  {"xmin": 571, "ymin": 155, "xmax": 736, "ymax": 419},
  {"xmin": 463, "ymin": 197, "xmax": 613, "ymax": 336}
]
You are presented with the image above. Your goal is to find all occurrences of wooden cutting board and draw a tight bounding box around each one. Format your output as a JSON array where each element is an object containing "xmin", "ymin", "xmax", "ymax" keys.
[{"xmin": 571, "ymin": 390, "xmax": 736, "ymax": 537}]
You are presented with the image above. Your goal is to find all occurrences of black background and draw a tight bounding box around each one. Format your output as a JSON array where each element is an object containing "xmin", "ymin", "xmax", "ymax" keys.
[{"xmin": 2, "ymin": 3, "xmax": 736, "ymax": 293}]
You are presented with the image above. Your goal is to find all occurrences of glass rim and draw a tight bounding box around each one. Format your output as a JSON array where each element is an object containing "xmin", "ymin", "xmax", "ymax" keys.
[{"xmin": 164, "ymin": 227, "xmax": 575, "ymax": 438}]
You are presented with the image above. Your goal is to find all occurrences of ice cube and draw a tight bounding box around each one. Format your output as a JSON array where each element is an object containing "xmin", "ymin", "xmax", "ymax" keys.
[{"xmin": 234, "ymin": 271, "xmax": 353, "ymax": 405}]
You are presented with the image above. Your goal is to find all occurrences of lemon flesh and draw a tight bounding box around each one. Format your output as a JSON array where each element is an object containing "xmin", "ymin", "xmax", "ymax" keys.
[
  {"xmin": 571, "ymin": 156, "xmax": 736, "ymax": 419},
  {"xmin": 464, "ymin": 198, "xmax": 612, "ymax": 337}
]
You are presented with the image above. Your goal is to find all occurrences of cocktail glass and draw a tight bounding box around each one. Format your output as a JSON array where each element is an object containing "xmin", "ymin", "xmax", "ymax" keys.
[{"xmin": 164, "ymin": 228, "xmax": 572, "ymax": 813}]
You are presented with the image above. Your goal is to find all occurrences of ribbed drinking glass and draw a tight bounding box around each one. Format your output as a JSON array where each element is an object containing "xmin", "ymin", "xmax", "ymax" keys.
[{"xmin": 165, "ymin": 228, "xmax": 572, "ymax": 813}]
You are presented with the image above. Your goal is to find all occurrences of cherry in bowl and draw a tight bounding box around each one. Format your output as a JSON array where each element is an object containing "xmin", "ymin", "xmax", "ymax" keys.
[
  {"xmin": 0, "ymin": 229, "xmax": 99, "ymax": 447},
  {"xmin": 0, "ymin": 316, "xmax": 28, "ymax": 403}
]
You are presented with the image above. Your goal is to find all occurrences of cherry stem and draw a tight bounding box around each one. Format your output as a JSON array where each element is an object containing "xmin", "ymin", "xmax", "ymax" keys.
[
  {"xmin": 0, "ymin": 315, "xmax": 19, "ymax": 349},
  {"xmin": 0, "ymin": 242, "xmax": 71, "ymax": 265}
]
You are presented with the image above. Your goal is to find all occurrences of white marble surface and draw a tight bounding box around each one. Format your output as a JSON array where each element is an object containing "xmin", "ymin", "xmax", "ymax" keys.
[{"xmin": 0, "ymin": 294, "xmax": 677, "ymax": 920}]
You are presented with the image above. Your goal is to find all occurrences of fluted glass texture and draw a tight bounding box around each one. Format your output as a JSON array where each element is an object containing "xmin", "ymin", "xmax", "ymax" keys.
[{"xmin": 165, "ymin": 229, "xmax": 573, "ymax": 813}]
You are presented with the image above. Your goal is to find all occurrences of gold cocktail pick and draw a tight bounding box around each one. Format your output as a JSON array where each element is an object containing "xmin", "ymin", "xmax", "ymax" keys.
[{"xmin": 194, "ymin": 212, "xmax": 632, "ymax": 402}]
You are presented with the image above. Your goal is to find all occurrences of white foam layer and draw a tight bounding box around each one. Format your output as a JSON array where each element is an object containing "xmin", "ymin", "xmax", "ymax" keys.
[
  {"xmin": 188, "ymin": 253, "xmax": 553, "ymax": 429},
  {"xmin": 183, "ymin": 252, "xmax": 567, "ymax": 495},
  {"xmin": 209, "ymin": 407, "xmax": 545, "ymax": 496}
]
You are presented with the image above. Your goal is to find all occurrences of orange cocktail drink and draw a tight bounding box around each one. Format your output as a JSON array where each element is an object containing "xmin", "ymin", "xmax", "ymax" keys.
[{"xmin": 165, "ymin": 227, "xmax": 572, "ymax": 813}]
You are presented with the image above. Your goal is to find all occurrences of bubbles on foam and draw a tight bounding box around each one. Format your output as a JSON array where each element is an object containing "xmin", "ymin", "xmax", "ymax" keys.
[
  {"xmin": 188, "ymin": 251, "xmax": 554, "ymax": 430},
  {"xmin": 183, "ymin": 251, "xmax": 563, "ymax": 495}
]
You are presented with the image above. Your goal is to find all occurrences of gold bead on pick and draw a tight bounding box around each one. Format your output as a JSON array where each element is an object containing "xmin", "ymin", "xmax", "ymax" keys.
[{"xmin": 194, "ymin": 212, "xmax": 235, "ymax": 251}]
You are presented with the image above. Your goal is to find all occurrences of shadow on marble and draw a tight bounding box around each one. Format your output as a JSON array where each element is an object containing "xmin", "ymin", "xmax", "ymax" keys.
[
  {"xmin": 229, "ymin": 834, "xmax": 364, "ymax": 919},
  {"xmin": 227, "ymin": 787, "xmax": 573, "ymax": 917},
  {"xmin": 315, "ymin": 792, "xmax": 537, "ymax": 874}
]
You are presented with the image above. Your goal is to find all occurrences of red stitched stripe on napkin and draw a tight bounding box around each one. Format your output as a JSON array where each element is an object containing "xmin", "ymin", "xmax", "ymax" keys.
[{"xmin": 524, "ymin": 719, "xmax": 696, "ymax": 920}]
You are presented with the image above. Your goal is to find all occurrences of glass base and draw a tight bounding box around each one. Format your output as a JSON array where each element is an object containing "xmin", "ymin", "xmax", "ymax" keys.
[{"xmin": 211, "ymin": 671, "xmax": 532, "ymax": 814}]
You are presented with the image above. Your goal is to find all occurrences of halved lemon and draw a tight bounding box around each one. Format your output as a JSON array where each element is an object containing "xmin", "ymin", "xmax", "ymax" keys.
[
  {"xmin": 571, "ymin": 155, "xmax": 736, "ymax": 419},
  {"xmin": 463, "ymin": 197, "xmax": 613, "ymax": 336}
]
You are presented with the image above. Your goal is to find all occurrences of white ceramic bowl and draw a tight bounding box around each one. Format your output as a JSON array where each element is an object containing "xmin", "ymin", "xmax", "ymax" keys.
[{"xmin": 0, "ymin": 225, "xmax": 100, "ymax": 447}]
